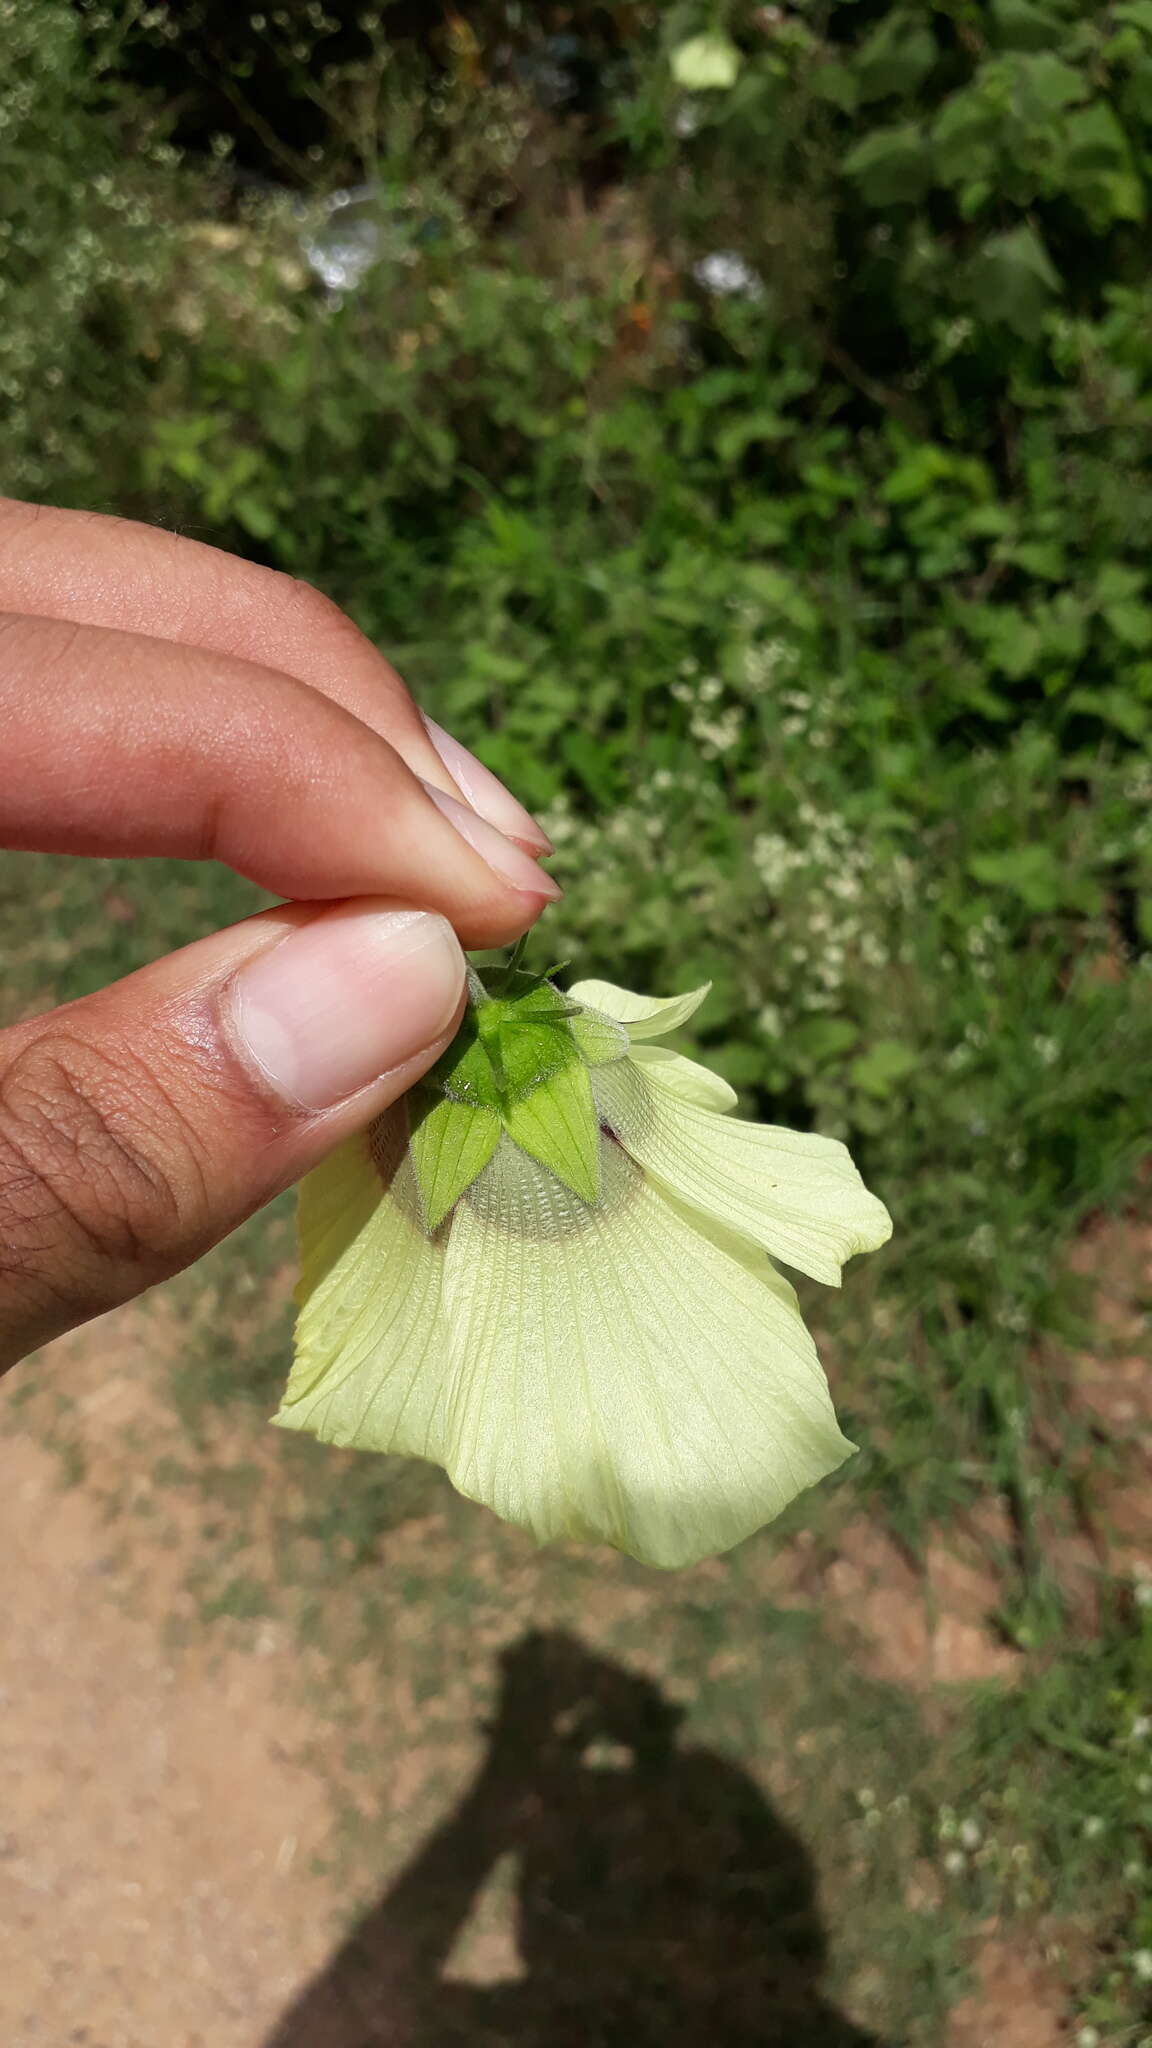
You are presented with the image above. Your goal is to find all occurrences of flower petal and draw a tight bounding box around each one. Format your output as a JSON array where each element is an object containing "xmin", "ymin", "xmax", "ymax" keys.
[
  {"xmin": 436, "ymin": 1135, "xmax": 854, "ymax": 1569},
  {"xmin": 595, "ymin": 1060, "xmax": 892, "ymax": 1287},
  {"xmin": 567, "ymin": 978, "xmax": 711, "ymax": 1041},
  {"xmin": 276, "ymin": 1110, "xmax": 452, "ymax": 1458},
  {"xmin": 566, "ymin": 1006, "xmax": 631, "ymax": 1067},
  {"xmin": 630, "ymin": 1043, "xmax": 739, "ymax": 1113}
]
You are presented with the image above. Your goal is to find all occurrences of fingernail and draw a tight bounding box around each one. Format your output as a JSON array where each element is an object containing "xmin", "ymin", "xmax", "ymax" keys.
[
  {"xmin": 423, "ymin": 716, "xmax": 554, "ymax": 854},
  {"xmin": 229, "ymin": 904, "xmax": 465, "ymax": 1111},
  {"xmin": 421, "ymin": 782, "xmax": 563, "ymax": 900}
]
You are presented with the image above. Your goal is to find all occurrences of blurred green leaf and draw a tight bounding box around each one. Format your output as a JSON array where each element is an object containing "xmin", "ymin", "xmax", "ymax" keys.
[
  {"xmin": 992, "ymin": 0, "xmax": 1068, "ymax": 51},
  {"xmin": 969, "ymin": 845, "xmax": 1071, "ymax": 912},
  {"xmin": 1103, "ymin": 600, "xmax": 1152, "ymax": 649},
  {"xmin": 1115, "ymin": 0, "xmax": 1152, "ymax": 33},
  {"xmin": 854, "ymin": 14, "xmax": 938, "ymax": 101},
  {"xmin": 842, "ymin": 122, "xmax": 931, "ymax": 205},
  {"xmin": 850, "ymin": 1041, "xmax": 920, "ymax": 1098},
  {"xmin": 963, "ymin": 226, "xmax": 1061, "ymax": 336}
]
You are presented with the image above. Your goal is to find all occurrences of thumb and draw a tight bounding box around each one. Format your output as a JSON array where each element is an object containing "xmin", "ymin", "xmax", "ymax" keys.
[{"xmin": 0, "ymin": 900, "xmax": 467, "ymax": 1370}]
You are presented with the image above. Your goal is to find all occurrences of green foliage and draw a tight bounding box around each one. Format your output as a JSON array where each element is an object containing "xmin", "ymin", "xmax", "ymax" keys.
[
  {"xmin": 0, "ymin": 0, "xmax": 201, "ymax": 497},
  {"xmin": 955, "ymin": 1590, "xmax": 1152, "ymax": 2040}
]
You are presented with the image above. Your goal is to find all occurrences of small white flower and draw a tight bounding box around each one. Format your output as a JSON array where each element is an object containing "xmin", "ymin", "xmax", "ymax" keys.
[
  {"xmin": 693, "ymin": 251, "xmax": 765, "ymax": 301},
  {"xmin": 674, "ymin": 98, "xmax": 704, "ymax": 138},
  {"xmin": 690, "ymin": 706, "xmax": 743, "ymax": 755},
  {"xmin": 967, "ymin": 1222, "xmax": 997, "ymax": 1262}
]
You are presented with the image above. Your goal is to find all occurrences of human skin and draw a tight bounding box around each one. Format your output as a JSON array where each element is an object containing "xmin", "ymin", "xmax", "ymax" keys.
[{"xmin": 0, "ymin": 498, "xmax": 560, "ymax": 1369}]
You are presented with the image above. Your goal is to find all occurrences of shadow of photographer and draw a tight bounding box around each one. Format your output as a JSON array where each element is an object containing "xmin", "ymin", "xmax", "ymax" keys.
[{"xmin": 265, "ymin": 1628, "xmax": 883, "ymax": 2047}]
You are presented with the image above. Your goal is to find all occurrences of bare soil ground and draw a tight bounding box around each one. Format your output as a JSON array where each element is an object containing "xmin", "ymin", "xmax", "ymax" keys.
[
  {"xmin": 0, "ymin": 1307, "xmax": 340, "ymax": 2048},
  {"xmin": 944, "ymin": 1935, "xmax": 1073, "ymax": 2048},
  {"xmin": 5, "ymin": 1219, "xmax": 1144, "ymax": 2046}
]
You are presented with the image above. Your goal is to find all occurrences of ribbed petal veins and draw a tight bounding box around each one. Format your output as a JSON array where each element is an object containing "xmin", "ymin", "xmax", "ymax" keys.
[
  {"xmin": 278, "ymin": 1111, "xmax": 453, "ymax": 1459},
  {"xmin": 594, "ymin": 1057, "xmax": 893, "ymax": 1287},
  {"xmin": 438, "ymin": 1136, "xmax": 853, "ymax": 1569},
  {"xmin": 627, "ymin": 1042, "xmax": 738, "ymax": 1112}
]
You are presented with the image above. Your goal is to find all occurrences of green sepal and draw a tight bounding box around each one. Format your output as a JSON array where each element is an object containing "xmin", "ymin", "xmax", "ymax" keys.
[
  {"xmin": 477, "ymin": 983, "xmax": 582, "ymax": 1104},
  {"xmin": 416, "ymin": 956, "xmax": 606, "ymax": 1212},
  {"xmin": 427, "ymin": 976, "xmax": 584, "ymax": 1112},
  {"xmin": 407, "ymin": 1085, "xmax": 502, "ymax": 1231},
  {"xmin": 502, "ymin": 1056, "xmax": 601, "ymax": 1205},
  {"xmin": 425, "ymin": 1009, "xmax": 503, "ymax": 1111},
  {"xmin": 479, "ymin": 956, "xmax": 556, "ymax": 1002}
]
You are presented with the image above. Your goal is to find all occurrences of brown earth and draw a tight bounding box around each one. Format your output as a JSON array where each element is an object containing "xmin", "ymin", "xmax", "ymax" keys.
[
  {"xmin": 0, "ymin": 1292, "xmax": 966, "ymax": 2048},
  {"xmin": 0, "ymin": 1305, "xmax": 341, "ymax": 2048},
  {"xmin": 2, "ymin": 1207, "xmax": 1148, "ymax": 2045},
  {"xmin": 823, "ymin": 1515, "xmax": 1024, "ymax": 1693},
  {"xmin": 944, "ymin": 1932, "xmax": 1073, "ymax": 2048},
  {"xmin": 1064, "ymin": 1215, "xmax": 1152, "ymax": 1583}
]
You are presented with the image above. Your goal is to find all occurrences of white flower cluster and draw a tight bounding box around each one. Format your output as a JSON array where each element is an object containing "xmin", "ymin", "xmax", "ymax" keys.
[
  {"xmin": 670, "ymin": 665, "xmax": 745, "ymax": 758},
  {"xmin": 538, "ymin": 725, "xmax": 925, "ymax": 1041},
  {"xmin": 538, "ymin": 771, "xmax": 740, "ymax": 957},
  {"xmin": 543, "ymin": 792, "xmax": 667, "ymax": 855},
  {"xmin": 741, "ymin": 636, "xmax": 799, "ymax": 695},
  {"xmin": 669, "ymin": 641, "xmax": 838, "ymax": 759},
  {"xmin": 966, "ymin": 911, "xmax": 1007, "ymax": 983},
  {"xmin": 692, "ymin": 706, "xmax": 743, "ymax": 757},
  {"xmin": 751, "ymin": 802, "xmax": 914, "ymax": 1009},
  {"xmin": 740, "ymin": 626, "xmax": 849, "ymax": 754}
]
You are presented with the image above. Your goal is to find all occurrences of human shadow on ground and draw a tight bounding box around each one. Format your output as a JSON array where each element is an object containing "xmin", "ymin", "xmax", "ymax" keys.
[{"xmin": 264, "ymin": 1628, "xmax": 884, "ymax": 2048}]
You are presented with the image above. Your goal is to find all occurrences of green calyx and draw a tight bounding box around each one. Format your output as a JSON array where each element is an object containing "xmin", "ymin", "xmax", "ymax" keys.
[{"xmin": 407, "ymin": 958, "xmax": 628, "ymax": 1231}]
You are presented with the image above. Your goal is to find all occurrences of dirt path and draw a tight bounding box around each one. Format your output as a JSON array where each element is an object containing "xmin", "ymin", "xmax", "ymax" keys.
[{"xmin": 0, "ymin": 1308, "xmax": 342, "ymax": 2048}]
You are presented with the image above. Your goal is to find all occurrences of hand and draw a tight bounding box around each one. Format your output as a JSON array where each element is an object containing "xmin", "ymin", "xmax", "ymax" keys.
[
  {"xmin": 0, "ymin": 498, "xmax": 560, "ymax": 1369},
  {"xmin": 482, "ymin": 1632, "xmax": 683, "ymax": 1779}
]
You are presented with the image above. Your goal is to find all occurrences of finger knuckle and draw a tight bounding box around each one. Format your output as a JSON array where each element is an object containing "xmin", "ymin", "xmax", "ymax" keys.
[
  {"xmin": 283, "ymin": 574, "xmax": 365, "ymax": 654},
  {"xmin": 0, "ymin": 1030, "xmax": 199, "ymax": 1303}
]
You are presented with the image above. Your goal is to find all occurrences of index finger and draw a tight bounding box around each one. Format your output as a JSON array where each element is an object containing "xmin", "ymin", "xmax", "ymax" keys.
[
  {"xmin": 0, "ymin": 497, "xmax": 546, "ymax": 847},
  {"xmin": 0, "ymin": 612, "xmax": 560, "ymax": 951}
]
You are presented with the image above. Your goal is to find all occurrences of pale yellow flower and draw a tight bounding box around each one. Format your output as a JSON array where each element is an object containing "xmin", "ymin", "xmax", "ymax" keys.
[
  {"xmin": 670, "ymin": 30, "xmax": 743, "ymax": 91},
  {"xmin": 277, "ymin": 964, "xmax": 891, "ymax": 1569}
]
